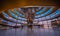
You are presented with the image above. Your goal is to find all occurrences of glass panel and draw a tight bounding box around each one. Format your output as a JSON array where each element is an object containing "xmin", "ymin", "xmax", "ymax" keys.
[{"xmin": 36, "ymin": 7, "xmax": 47, "ymax": 14}]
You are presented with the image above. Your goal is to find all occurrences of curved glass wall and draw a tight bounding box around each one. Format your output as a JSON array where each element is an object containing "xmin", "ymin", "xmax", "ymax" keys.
[{"xmin": 0, "ymin": 6, "xmax": 60, "ymax": 27}]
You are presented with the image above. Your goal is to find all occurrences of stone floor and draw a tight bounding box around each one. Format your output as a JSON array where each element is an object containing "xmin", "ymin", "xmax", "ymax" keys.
[{"xmin": 0, "ymin": 27, "xmax": 60, "ymax": 36}]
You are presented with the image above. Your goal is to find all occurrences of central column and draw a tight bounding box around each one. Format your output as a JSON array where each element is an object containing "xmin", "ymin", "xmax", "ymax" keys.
[{"xmin": 27, "ymin": 8, "xmax": 35, "ymax": 25}]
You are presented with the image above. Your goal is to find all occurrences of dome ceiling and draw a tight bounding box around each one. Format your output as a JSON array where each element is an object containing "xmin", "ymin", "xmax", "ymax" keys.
[{"xmin": 0, "ymin": 0, "xmax": 60, "ymax": 12}]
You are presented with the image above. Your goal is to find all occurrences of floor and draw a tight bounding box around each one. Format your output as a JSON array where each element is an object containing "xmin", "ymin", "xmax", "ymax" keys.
[{"xmin": 0, "ymin": 27, "xmax": 60, "ymax": 36}]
